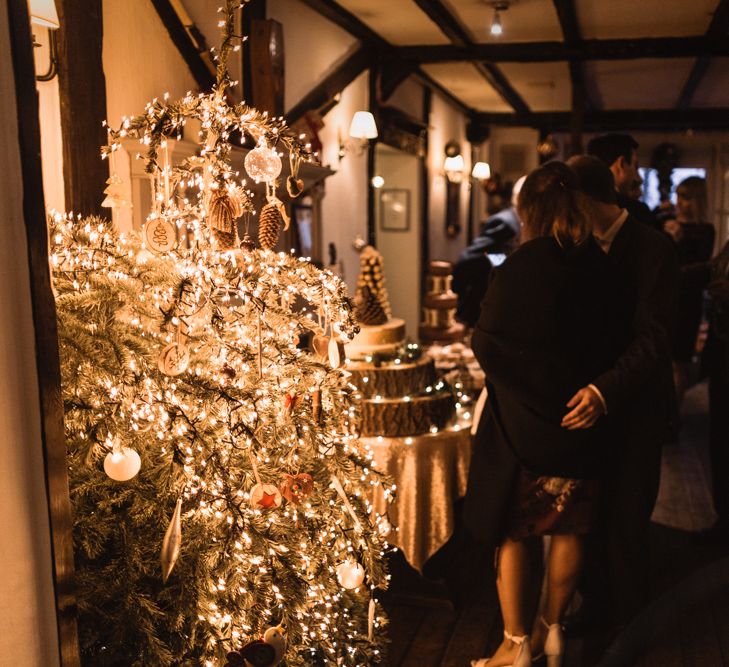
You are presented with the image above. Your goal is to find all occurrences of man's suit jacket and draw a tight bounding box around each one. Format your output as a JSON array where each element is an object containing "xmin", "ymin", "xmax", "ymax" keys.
[{"xmin": 592, "ymin": 215, "xmax": 679, "ymax": 448}]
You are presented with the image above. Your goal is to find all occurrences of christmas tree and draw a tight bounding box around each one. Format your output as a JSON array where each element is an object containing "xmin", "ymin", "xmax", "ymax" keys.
[{"xmin": 52, "ymin": 2, "xmax": 392, "ymax": 664}]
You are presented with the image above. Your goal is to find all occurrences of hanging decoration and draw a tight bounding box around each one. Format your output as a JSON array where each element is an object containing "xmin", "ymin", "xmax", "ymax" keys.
[
  {"xmin": 103, "ymin": 445, "xmax": 141, "ymax": 482},
  {"xmin": 244, "ymin": 137, "xmax": 282, "ymax": 183},
  {"xmin": 161, "ymin": 498, "xmax": 183, "ymax": 582},
  {"xmin": 336, "ymin": 559, "xmax": 366, "ymax": 590}
]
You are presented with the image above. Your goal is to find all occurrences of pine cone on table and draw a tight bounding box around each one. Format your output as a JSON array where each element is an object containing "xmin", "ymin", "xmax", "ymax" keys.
[{"xmin": 355, "ymin": 285, "xmax": 388, "ymax": 325}]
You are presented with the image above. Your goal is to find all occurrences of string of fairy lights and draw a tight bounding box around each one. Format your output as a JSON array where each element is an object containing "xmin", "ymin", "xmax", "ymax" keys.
[{"xmin": 52, "ymin": 1, "xmax": 395, "ymax": 664}]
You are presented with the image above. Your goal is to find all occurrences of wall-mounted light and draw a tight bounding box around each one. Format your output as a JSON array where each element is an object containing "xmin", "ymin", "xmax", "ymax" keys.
[
  {"xmin": 339, "ymin": 111, "xmax": 378, "ymax": 161},
  {"xmin": 471, "ymin": 161, "xmax": 492, "ymax": 181},
  {"xmin": 443, "ymin": 140, "xmax": 465, "ymax": 183},
  {"xmin": 371, "ymin": 175, "xmax": 385, "ymax": 189},
  {"xmin": 487, "ymin": 1, "xmax": 512, "ymax": 38},
  {"xmin": 30, "ymin": 0, "xmax": 60, "ymax": 81}
]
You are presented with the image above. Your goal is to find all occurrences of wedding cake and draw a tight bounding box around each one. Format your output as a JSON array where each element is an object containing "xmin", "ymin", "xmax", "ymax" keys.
[{"xmin": 345, "ymin": 246, "xmax": 454, "ymax": 437}]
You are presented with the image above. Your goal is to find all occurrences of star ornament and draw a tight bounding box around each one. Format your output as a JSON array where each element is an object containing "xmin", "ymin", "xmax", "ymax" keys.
[{"xmin": 249, "ymin": 482, "xmax": 282, "ymax": 510}]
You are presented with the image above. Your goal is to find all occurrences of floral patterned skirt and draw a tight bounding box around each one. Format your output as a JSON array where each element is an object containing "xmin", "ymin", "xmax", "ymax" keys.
[{"xmin": 507, "ymin": 467, "xmax": 600, "ymax": 539}]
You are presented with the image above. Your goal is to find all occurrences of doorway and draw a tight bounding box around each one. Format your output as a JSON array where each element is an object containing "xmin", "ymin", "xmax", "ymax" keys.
[{"xmin": 373, "ymin": 144, "xmax": 422, "ymax": 338}]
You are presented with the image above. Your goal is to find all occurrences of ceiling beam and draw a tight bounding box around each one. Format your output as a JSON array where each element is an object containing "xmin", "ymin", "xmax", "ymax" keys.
[
  {"xmin": 470, "ymin": 108, "xmax": 729, "ymax": 132},
  {"xmin": 412, "ymin": 0, "xmax": 529, "ymax": 114},
  {"xmin": 676, "ymin": 0, "xmax": 729, "ymax": 109},
  {"xmin": 397, "ymin": 36, "xmax": 729, "ymax": 63},
  {"xmin": 413, "ymin": 68, "xmax": 473, "ymax": 117},
  {"xmin": 551, "ymin": 0, "xmax": 598, "ymax": 112},
  {"xmin": 150, "ymin": 0, "xmax": 216, "ymax": 90},
  {"xmin": 297, "ymin": 0, "xmax": 390, "ymax": 48},
  {"xmin": 299, "ymin": 0, "xmax": 476, "ymax": 116},
  {"xmin": 286, "ymin": 46, "xmax": 371, "ymax": 125}
]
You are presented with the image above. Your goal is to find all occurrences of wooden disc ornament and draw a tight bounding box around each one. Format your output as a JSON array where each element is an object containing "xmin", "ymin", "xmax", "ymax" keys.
[
  {"xmin": 143, "ymin": 216, "xmax": 176, "ymax": 254},
  {"xmin": 104, "ymin": 446, "xmax": 141, "ymax": 481},
  {"xmin": 250, "ymin": 483, "xmax": 283, "ymax": 509},
  {"xmin": 158, "ymin": 342, "xmax": 190, "ymax": 376}
]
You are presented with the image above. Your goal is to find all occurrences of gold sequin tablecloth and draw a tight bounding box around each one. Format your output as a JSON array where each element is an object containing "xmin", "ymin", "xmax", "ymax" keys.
[{"xmin": 363, "ymin": 426, "xmax": 472, "ymax": 572}]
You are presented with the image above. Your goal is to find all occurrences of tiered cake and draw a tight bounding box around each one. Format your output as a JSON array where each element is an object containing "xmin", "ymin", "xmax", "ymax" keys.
[
  {"xmin": 418, "ymin": 260, "xmax": 465, "ymax": 344},
  {"xmin": 346, "ymin": 247, "xmax": 455, "ymax": 437}
]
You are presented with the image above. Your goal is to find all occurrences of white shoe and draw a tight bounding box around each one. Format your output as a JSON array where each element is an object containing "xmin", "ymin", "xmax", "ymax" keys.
[
  {"xmin": 532, "ymin": 617, "xmax": 564, "ymax": 667},
  {"xmin": 471, "ymin": 630, "xmax": 532, "ymax": 667}
]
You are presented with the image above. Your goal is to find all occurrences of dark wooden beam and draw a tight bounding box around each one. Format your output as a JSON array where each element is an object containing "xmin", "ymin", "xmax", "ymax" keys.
[
  {"xmin": 677, "ymin": 0, "xmax": 729, "ymax": 109},
  {"xmin": 7, "ymin": 0, "xmax": 80, "ymax": 664},
  {"xmin": 378, "ymin": 60, "xmax": 420, "ymax": 102},
  {"xmin": 412, "ymin": 0, "xmax": 529, "ymax": 114},
  {"xmin": 149, "ymin": 0, "xmax": 216, "ymax": 91},
  {"xmin": 413, "ymin": 68, "xmax": 473, "ymax": 117},
  {"xmin": 298, "ymin": 0, "xmax": 390, "ymax": 49},
  {"xmin": 552, "ymin": 0, "xmax": 596, "ymax": 113},
  {"xmin": 397, "ymin": 36, "xmax": 729, "ymax": 63},
  {"xmin": 470, "ymin": 108, "xmax": 729, "ymax": 132},
  {"xmin": 56, "ymin": 0, "xmax": 108, "ymax": 217},
  {"xmin": 285, "ymin": 46, "xmax": 371, "ymax": 125}
]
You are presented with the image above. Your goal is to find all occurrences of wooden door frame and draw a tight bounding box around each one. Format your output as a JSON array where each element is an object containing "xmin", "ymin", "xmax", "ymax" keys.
[{"xmin": 6, "ymin": 0, "xmax": 79, "ymax": 664}]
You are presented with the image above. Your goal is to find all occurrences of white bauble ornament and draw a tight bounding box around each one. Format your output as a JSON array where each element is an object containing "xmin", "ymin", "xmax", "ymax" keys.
[
  {"xmin": 143, "ymin": 216, "xmax": 177, "ymax": 254},
  {"xmin": 158, "ymin": 343, "xmax": 190, "ymax": 376},
  {"xmin": 336, "ymin": 559, "xmax": 365, "ymax": 589},
  {"xmin": 104, "ymin": 447, "xmax": 141, "ymax": 481},
  {"xmin": 244, "ymin": 141, "xmax": 282, "ymax": 183},
  {"xmin": 249, "ymin": 482, "xmax": 283, "ymax": 509}
]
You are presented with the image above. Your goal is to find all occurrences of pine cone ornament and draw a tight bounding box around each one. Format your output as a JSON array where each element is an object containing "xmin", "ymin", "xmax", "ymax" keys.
[
  {"xmin": 354, "ymin": 245, "xmax": 392, "ymax": 326},
  {"xmin": 258, "ymin": 202, "xmax": 282, "ymax": 250},
  {"xmin": 355, "ymin": 285, "xmax": 388, "ymax": 326},
  {"xmin": 207, "ymin": 189, "xmax": 244, "ymax": 249}
]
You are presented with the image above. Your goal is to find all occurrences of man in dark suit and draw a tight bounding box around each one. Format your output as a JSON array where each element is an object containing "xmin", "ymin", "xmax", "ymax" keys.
[
  {"xmin": 452, "ymin": 177, "xmax": 525, "ymax": 327},
  {"xmin": 587, "ymin": 133, "xmax": 660, "ymax": 230},
  {"xmin": 563, "ymin": 155, "xmax": 679, "ymax": 626}
]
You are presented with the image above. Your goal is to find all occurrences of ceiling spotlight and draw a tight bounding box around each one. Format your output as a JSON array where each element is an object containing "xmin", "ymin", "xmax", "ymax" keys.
[{"xmin": 488, "ymin": 1, "xmax": 511, "ymax": 37}]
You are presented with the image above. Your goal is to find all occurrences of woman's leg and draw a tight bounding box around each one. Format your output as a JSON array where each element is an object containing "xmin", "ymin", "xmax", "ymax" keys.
[
  {"xmin": 532, "ymin": 534, "xmax": 583, "ymax": 654},
  {"xmin": 483, "ymin": 537, "xmax": 534, "ymax": 666}
]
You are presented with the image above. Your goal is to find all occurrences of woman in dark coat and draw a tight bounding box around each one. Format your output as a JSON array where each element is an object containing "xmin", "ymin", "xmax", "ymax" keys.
[{"xmin": 466, "ymin": 162, "xmax": 625, "ymax": 667}]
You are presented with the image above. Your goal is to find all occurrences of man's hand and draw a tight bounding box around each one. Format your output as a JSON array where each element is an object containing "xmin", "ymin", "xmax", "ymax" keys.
[
  {"xmin": 663, "ymin": 219, "xmax": 683, "ymax": 242},
  {"xmin": 561, "ymin": 386, "xmax": 606, "ymax": 430}
]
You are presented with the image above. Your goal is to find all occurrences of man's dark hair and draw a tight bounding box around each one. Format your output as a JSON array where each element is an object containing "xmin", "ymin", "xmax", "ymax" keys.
[
  {"xmin": 566, "ymin": 155, "xmax": 618, "ymax": 205},
  {"xmin": 586, "ymin": 133, "xmax": 639, "ymax": 168}
]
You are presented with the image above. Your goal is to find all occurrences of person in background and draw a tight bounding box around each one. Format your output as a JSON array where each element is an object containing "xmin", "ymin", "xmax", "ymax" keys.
[
  {"xmin": 465, "ymin": 162, "xmax": 625, "ymax": 667},
  {"xmin": 563, "ymin": 155, "xmax": 679, "ymax": 630},
  {"xmin": 662, "ymin": 176, "xmax": 715, "ymax": 402},
  {"xmin": 587, "ymin": 133, "xmax": 659, "ymax": 229},
  {"xmin": 681, "ymin": 240, "xmax": 729, "ymax": 541},
  {"xmin": 452, "ymin": 176, "xmax": 525, "ymax": 327}
]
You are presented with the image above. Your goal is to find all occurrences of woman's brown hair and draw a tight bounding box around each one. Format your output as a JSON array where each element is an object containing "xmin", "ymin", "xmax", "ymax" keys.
[
  {"xmin": 517, "ymin": 161, "xmax": 592, "ymax": 248},
  {"xmin": 676, "ymin": 175, "xmax": 708, "ymax": 223}
]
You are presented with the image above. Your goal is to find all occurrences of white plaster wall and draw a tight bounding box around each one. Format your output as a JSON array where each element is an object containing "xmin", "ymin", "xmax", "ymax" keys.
[
  {"xmin": 34, "ymin": 28, "xmax": 65, "ymax": 212},
  {"xmin": 0, "ymin": 5, "xmax": 60, "ymax": 664},
  {"xmin": 428, "ymin": 92, "xmax": 471, "ymax": 264},
  {"xmin": 267, "ymin": 0, "xmax": 358, "ymax": 112},
  {"xmin": 316, "ymin": 70, "xmax": 370, "ymax": 290},
  {"xmin": 103, "ymin": 0, "xmax": 200, "ymax": 127}
]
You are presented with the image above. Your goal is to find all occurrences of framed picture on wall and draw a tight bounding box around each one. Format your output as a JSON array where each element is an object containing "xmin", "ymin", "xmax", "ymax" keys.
[{"xmin": 379, "ymin": 189, "xmax": 410, "ymax": 232}]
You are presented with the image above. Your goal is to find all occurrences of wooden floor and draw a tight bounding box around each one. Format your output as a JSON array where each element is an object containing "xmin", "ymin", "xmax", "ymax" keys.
[{"xmin": 382, "ymin": 381, "xmax": 729, "ymax": 666}]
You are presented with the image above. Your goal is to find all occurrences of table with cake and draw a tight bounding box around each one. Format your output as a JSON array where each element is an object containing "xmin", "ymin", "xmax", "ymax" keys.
[{"xmin": 346, "ymin": 249, "xmax": 474, "ymax": 572}]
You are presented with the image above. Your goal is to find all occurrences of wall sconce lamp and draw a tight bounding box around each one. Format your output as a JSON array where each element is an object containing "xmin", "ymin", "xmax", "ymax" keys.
[
  {"xmin": 30, "ymin": 0, "xmax": 60, "ymax": 81},
  {"xmin": 444, "ymin": 140, "xmax": 465, "ymax": 183},
  {"xmin": 338, "ymin": 111, "xmax": 378, "ymax": 160},
  {"xmin": 471, "ymin": 161, "xmax": 492, "ymax": 181}
]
